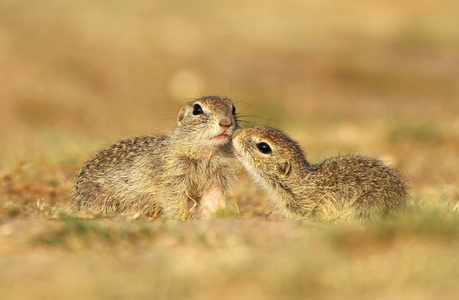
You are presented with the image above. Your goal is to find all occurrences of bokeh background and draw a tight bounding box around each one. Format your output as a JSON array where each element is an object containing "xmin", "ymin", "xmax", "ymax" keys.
[
  {"xmin": 2, "ymin": 0, "xmax": 458, "ymax": 196},
  {"xmin": 1, "ymin": 1, "xmax": 459, "ymax": 299}
]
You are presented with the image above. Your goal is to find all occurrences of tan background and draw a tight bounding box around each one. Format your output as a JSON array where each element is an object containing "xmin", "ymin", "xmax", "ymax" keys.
[{"xmin": 1, "ymin": 1, "xmax": 459, "ymax": 299}]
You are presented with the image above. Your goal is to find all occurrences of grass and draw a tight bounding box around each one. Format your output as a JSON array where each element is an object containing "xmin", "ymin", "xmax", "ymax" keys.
[
  {"xmin": 1, "ymin": 0, "xmax": 459, "ymax": 299},
  {"xmin": 2, "ymin": 204, "xmax": 459, "ymax": 300}
]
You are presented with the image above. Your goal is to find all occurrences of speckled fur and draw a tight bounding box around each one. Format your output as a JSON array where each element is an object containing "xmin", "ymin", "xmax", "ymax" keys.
[
  {"xmin": 72, "ymin": 96, "xmax": 239, "ymax": 220},
  {"xmin": 233, "ymin": 126, "xmax": 408, "ymax": 222}
]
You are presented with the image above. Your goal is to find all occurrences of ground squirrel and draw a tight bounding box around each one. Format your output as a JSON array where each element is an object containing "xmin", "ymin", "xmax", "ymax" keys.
[
  {"xmin": 232, "ymin": 126, "xmax": 408, "ymax": 221},
  {"xmin": 71, "ymin": 95, "xmax": 239, "ymax": 220}
]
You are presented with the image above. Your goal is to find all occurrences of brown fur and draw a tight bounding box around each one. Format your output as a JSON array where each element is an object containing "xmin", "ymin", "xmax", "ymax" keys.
[
  {"xmin": 71, "ymin": 96, "xmax": 239, "ymax": 220},
  {"xmin": 233, "ymin": 126, "xmax": 408, "ymax": 222}
]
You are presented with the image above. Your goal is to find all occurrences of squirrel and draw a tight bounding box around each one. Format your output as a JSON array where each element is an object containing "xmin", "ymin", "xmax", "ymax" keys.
[
  {"xmin": 232, "ymin": 126, "xmax": 408, "ymax": 222},
  {"xmin": 71, "ymin": 95, "xmax": 239, "ymax": 220}
]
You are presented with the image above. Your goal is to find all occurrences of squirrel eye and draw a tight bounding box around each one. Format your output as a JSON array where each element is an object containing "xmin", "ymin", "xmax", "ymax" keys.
[
  {"xmin": 192, "ymin": 104, "xmax": 204, "ymax": 115},
  {"xmin": 256, "ymin": 142, "xmax": 272, "ymax": 154},
  {"xmin": 231, "ymin": 105, "xmax": 236, "ymax": 115}
]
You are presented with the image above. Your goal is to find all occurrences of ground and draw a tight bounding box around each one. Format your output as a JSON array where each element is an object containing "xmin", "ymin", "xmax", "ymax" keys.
[{"xmin": 1, "ymin": 1, "xmax": 459, "ymax": 299}]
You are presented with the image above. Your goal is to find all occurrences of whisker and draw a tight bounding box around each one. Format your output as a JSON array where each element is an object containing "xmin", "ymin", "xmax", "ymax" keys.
[
  {"xmin": 233, "ymin": 100, "xmax": 252, "ymax": 115},
  {"xmin": 237, "ymin": 114, "xmax": 279, "ymax": 126}
]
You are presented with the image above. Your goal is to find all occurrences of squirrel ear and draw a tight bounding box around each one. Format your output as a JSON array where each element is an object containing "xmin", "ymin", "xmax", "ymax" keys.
[
  {"xmin": 177, "ymin": 107, "xmax": 186, "ymax": 126},
  {"xmin": 278, "ymin": 161, "xmax": 291, "ymax": 176}
]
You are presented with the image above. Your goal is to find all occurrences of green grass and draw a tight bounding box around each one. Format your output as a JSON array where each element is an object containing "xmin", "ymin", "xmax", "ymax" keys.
[{"xmin": 2, "ymin": 203, "xmax": 459, "ymax": 300}]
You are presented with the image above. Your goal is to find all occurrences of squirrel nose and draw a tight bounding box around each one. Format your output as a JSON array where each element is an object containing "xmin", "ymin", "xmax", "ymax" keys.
[{"xmin": 219, "ymin": 116, "xmax": 232, "ymax": 128}]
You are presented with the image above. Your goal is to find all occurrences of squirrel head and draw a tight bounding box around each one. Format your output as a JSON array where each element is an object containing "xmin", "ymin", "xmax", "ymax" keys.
[
  {"xmin": 232, "ymin": 126, "xmax": 310, "ymax": 186},
  {"xmin": 174, "ymin": 95, "xmax": 238, "ymax": 150}
]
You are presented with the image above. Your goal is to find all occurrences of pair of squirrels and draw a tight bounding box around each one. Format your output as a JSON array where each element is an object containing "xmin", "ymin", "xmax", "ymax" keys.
[{"xmin": 72, "ymin": 96, "xmax": 407, "ymax": 221}]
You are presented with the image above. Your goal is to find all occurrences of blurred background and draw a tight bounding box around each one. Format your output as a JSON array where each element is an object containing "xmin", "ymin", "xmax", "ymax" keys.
[
  {"xmin": 1, "ymin": 2, "xmax": 459, "ymax": 299},
  {"xmin": 1, "ymin": 0, "xmax": 458, "ymax": 206}
]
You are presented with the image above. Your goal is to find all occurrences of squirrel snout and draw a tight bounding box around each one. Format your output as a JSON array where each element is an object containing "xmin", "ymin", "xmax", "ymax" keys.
[{"xmin": 219, "ymin": 116, "xmax": 233, "ymax": 128}]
